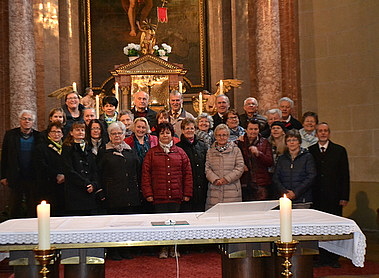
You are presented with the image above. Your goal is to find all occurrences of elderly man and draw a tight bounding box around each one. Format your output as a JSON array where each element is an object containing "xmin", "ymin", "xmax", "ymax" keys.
[
  {"xmin": 239, "ymin": 97, "xmax": 267, "ymax": 129},
  {"xmin": 278, "ymin": 97, "xmax": 302, "ymax": 130},
  {"xmin": 1, "ymin": 110, "xmax": 40, "ymax": 218},
  {"xmin": 131, "ymin": 91, "xmax": 157, "ymax": 128},
  {"xmin": 309, "ymin": 122, "xmax": 350, "ymax": 268},
  {"xmin": 212, "ymin": 95, "xmax": 230, "ymax": 129},
  {"xmin": 169, "ymin": 90, "xmax": 194, "ymax": 137}
]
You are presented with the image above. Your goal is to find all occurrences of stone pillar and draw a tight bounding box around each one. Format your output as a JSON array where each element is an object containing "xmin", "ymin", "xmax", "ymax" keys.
[
  {"xmin": 255, "ymin": 0, "xmax": 282, "ymax": 113},
  {"xmin": 9, "ymin": 0, "xmax": 37, "ymax": 128}
]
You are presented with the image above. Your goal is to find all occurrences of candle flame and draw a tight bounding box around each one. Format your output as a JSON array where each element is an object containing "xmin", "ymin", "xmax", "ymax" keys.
[
  {"xmin": 283, "ymin": 194, "xmax": 287, "ymax": 198},
  {"xmin": 41, "ymin": 200, "xmax": 47, "ymax": 205}
]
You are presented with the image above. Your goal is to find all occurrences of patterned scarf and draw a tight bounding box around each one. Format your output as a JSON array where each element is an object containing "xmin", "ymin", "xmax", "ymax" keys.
[
  {"xmin": 215, "ymin": 141, "xmax": 232, "ymax": 153},
  {"xmin": 159, "ymin": 140, "xmax": 173, "ymax": 154},
  {"xmin": 47, "ymin": 137, "xmax": 62, "ymax": 154}
]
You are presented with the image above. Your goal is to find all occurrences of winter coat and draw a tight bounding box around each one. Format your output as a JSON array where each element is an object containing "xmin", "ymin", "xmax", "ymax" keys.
[
  {"xmin": 141, "ymin": 144, "xmax": 193, "ymax": 204},
  {"xmin": 1, "ymin": 128, "xmax": 40, "ymax": 187},
  {"xmin": 272, "ymin": 148, "xmax": 316, "ymax": 203},
  {"xmin": 98, "ymin": 144, "xmax": 141, "ymax": 209},
  {"xmin": 176, "ymin": 135, "xmax": 208, "ymax": 211},
  {"xmin": 205, "ymin": 142, "xmax": 245, "ymax": 209},
  {"xmin": 61, "ymin": 142, "xmax": 99, "ymax": 212},
  {"xmin": 237, "ymin": 134, "xmax": 273, "ymax": 187}
]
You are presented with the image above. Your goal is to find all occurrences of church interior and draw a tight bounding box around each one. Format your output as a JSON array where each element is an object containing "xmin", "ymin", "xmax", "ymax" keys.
[{"xmin": 0, "ymin": 0, "xmax": 378, "ymax": 276}]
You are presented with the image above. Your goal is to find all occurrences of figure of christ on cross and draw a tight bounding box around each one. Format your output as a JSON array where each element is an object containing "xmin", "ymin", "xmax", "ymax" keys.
[{"xmin": 121, "ymin": 0, "xmax": 154, "ymax": 37}]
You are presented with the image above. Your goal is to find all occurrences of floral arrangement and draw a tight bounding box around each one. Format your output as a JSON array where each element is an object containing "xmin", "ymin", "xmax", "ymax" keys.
[
  {"xmin": 123, "ymin": 43, "xmax": 141, "ymax": 57},
  {"xmin": 153, "ymin": 43, "xmax": 172, "ymax": 57}
]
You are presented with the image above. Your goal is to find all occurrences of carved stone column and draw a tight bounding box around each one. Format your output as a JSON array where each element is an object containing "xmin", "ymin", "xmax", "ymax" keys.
[
  {"xmin": 255, "ymin": 0, "xmax": 282, "ymax": 113},
  {"xmin": 9, "ymin": 0, "xmax": 37, "ymax": 128}
]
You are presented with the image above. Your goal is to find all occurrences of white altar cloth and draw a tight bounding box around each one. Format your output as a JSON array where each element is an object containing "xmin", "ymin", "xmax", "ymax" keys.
[{"xmin": 0, "ymin": 209, "xmax": 365, "ymax": 267}]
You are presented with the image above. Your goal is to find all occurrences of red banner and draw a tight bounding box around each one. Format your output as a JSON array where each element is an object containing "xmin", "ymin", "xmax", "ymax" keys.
[{"xmin": 157, "ymin": 7, "xmax": 168, "ymax": 23}]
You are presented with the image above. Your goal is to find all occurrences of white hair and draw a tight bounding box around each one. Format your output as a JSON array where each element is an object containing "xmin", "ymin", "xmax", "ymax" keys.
[
  {"xmin": 243, "ymin": 97, "xmax": 258, "ymax": 106},
  {"xmin": 108, "ymin": 121, "xmax": 126, "ymax": 134},
  {"xmin": 19, "ymin": 110, "xmax": 36, "ymax": 121},
  {"xmin": 279, "ymin": 97, "xmax": 294, "ymax": 108},
  {"xmin": 266, "ymin": 108, "xmax": 282, "ymax": 118}
]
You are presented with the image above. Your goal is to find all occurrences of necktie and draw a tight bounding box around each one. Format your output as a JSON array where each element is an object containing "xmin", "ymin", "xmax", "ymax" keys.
[{"xmin": 321, "ymin": 147, "xmax": 325, "ymax": 153}]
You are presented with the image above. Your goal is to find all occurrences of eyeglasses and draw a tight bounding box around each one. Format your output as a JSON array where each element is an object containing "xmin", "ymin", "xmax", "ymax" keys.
[
  {"xmin": 245, "ymin": 103, "xmax": 257, "ymax": 106},
  {"xmin": 286, "ymin": 138, "xmax": 299, "ymax": 143},
  {"xmin": 20, "ymin": 117, "xmax": 33, "ymax": 121},
  {"xmin": 110, "ymin": 132, "xmax": 123, "ymax": 136},
  {"xmin": 215, "ymin": 134, "xmax": 229, "ymax": 138},
  {"xmin": 49, "ymin": 130, "xmax": 62, "ymax": 134}
]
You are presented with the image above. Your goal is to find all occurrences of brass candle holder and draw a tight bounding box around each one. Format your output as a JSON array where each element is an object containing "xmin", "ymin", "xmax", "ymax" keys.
[
  {"xmin": 34, "ymin": 247, "xmax": 56, "ymax": 278},
  {"xmin": 275, "ymin": 240, "xmax": 299, "ymax": 277}
]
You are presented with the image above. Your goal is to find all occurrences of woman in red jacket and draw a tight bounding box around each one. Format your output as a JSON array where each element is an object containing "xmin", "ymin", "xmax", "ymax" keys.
[{"xmin": 141, "ymin": 122, "xmax": 193, "ymax": 259}]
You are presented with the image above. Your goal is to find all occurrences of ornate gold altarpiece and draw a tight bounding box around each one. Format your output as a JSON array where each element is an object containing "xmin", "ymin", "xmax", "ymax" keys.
[{"xmin": 110, "ymin": 54, "xmax": 187, "ymax": 111}]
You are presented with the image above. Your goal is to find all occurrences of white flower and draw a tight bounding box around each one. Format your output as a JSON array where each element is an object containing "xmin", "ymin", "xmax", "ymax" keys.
[
  {"xmin": 158, "ymin": 49, "xmax": 166, "ymax": 56},
  {"xmin": 153, "ymin": 45, "xmax": 159, "ymax": 50}
]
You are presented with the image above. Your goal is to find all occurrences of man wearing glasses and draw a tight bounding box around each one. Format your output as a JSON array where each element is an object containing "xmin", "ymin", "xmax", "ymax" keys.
[
  {"xmin": 1, "ymin": 110, "xmax": 40, "ymax": 218},
  {"xmin": 239, "ymin": 97, "xmax": 267, "ymax": 129}
]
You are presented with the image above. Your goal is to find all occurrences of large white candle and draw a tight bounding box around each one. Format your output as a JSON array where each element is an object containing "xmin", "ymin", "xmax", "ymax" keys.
[
  {"xmin": 115, "ymin": 82, "xmax": 119, "ymax": 112},
  {"xmin": 179, "ymin": 81, "xmax": 183, "ymax": 94},
  {"xmin": 72, "ymin": 82, "xmax": 77, "ymax": 92},
  {"xmin": 280, "ymin": 194, "xmax": 292, "ymax": 242},
  {"xmin": 37, "ymin": 201, "xmax": 50, "ymax": 250},
  {"xmin": 198, "ymin": 92, "xmax": 203, "ymax": 115},
  {"xmin": 219, "ymin": 80, "xmax": 223, "ymax": 94},
  {"xmin": 95, "ymin": 95, "xmax": 100, "ymax": 118}
]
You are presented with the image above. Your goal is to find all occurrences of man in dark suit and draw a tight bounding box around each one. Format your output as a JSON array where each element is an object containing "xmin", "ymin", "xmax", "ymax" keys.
[
  {"xmin": 212, "ymin": 95, "xmax": 230, "ymax": 129},
  {"xmin": 131, "ymin": 91, "xmax": 157, "ymax": 128},
  {"xmin": 1, "ymin": 110, "xmax": 40, "ymax": 218},
  {"xmin": 309, "ymin": 122, "xmax": 350, "ymax": 268}
]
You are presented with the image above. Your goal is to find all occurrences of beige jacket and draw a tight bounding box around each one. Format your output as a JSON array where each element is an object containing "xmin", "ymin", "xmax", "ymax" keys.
[{"xmin": 205, "ymin": 142, "xmax": 245, "ymax": 209}]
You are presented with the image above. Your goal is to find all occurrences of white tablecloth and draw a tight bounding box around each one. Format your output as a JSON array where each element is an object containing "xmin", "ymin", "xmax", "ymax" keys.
[{"xmin": 0, "ymin": 209, "xmax": 366, "ymax": 267}]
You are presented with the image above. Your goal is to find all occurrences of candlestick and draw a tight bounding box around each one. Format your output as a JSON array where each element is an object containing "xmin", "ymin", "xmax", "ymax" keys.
[
  {"xmin": 115, "ymin": 82, "xmax": 119, "ymax": 112},
  {"xmin": 275, "ymin": 240, "xmax": 299, "ymax": 277},
  {"xmin": 219, "ymin": 80, "xmax": 223, "ymax": 94},
  {"xmin": 95, "ymin": 95, "xmax": 100, "ymax": 118},
  {"xmin": 198, "ymin": 92, "xmax": 203, "ymax": 115},
  {"xmin": 280, "ymin": 194, "xmax": 292, "ymax": 242},
  {"xmin": 37, "ymin": 201, "xmax": 50, "ymax": 250},
  {"xmin": 72, "ymin": 82, "xmax": 77, "ymax": 92},
  {"xmin": 179, "ymin": 81, "xmax": 183, "ymax": 94}
]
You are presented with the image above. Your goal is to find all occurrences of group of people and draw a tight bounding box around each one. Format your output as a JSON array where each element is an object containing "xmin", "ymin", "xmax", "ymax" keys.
[{"xmin": 0, "ymin": 90, "xmax": 350, "ymax": 266}]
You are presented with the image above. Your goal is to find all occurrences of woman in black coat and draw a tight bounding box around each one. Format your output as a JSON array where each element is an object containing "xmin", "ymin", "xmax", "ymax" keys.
[
  {"xmin": 176, "ymin": 118, "xmax": 208, "ymax": 212},
  {"xmin": 62, "ymin": 122, "xmax": 101, "ymax": 215},
  {"xmin": 35, "ymin": 122, "xmax": 65, "ymax": 216},
  {"xmin": 98, "ymin": 121, "xmax": 141, "ymax": 214}
]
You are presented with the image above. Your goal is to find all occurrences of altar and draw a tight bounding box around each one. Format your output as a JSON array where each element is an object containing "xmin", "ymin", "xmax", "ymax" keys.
[{"xmin": 0, "ymin": 203, "xmax": 366, "ymax": 277}]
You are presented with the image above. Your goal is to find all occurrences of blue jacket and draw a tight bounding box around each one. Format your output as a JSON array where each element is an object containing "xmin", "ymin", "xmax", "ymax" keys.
[{"xmin": 273, "ymin": 148, "xmax": 316, "ymax": 203}]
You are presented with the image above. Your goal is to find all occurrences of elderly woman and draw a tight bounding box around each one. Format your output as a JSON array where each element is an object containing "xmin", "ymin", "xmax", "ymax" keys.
[
  {"xmin": 299, "ymin": 111, "xmax": 319, "ymax": 149},
  {"xmin": 205, "ymin": 124, "xmax": 245, "ymax": 209},
  {"xmin": 177, "ymin": 118, "xmax": 208, "ymax": 212},
  {"xmin": 86, "ymin": 119, "xmax": 108, "ymax": 157},
  {"xmin": 225, "ymin": 109, "xmax": 245, "ymax": 142},
  {"xmin": 98, "ymin": 121, "xmax": 141, "ymax": 260},
  {"xmin": 195, "ymin": 113, "xmax": 214, "ymax": 148},
  {"xmin": 237, "ymin": 120, "xmax": 273, "ymax": 201},
  {"xmin": 124, "ymin": 117, "xmax": 158, "ymax": 161},
  {"xmin": 62, "ymin": 122, "xmax": 101, "ymax": 215},
  {"xmin": 35, "ymin": 122, "xmax": 65, "ymax": 216},
  {"xmin": 272, "ymin": 129, "xmax": 316, "ymax": 207},
  {"xmin": 118, "ymin": 110, "xmax": 134, "ymax": 137},
  {"xmin": 261, "ymin": 108, "xmax": 282, "ymax": 138},
  {"xmin": 142, "ymin": 123, "xmax": 192, "ymax": 258},
  {"xmin": 62, "ymin": 91, "xmax": 84, "ymax": 135}
]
